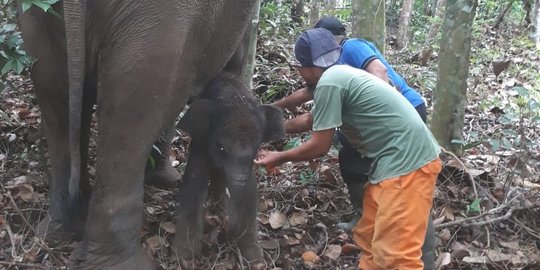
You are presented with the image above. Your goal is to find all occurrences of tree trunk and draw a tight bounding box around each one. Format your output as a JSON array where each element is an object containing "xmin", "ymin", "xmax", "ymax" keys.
[
  {"xmin": 309, "ymin": 0, "xmax": 320, "ymax": 27},
  {"xmin": 396, "ymin": 0, "xmax": 414, "ymax": 49},
  {"xmin": 326, "ymin": 0, "xmax": 337, "ymax": 12},
  {"xmin": 352, "ymin": 0, "xmax": 386, "ymax": 54},
  {"xmin": 242, "ymin": 0, "xmax": 261, "ymax": 89},
  {"xmin": 424, "ymin": 0, "xmax": 433, "ymax": 17},
  {"xmin": 531, "ymin": 0, "xmax": 540, "ymax": 48},
  {"xmin": 431, "ymin": 0, "xmax": 478, "ymax": 155},
  {"xmin": 419, "ymin": 0, "xmax": 447, "ymax": 65},
  {"xmin": 492, "ymin": 0, "xmax": 515, "ymax": 29},
  {"xmin": 291, "ymin": 0, "xmax": 304, "ymax": 24}
]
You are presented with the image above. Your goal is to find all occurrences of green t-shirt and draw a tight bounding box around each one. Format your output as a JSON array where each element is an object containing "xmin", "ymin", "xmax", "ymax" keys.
[{"xmin": 311, "ymin": 65, "xmax": 440, "ymax": 183}]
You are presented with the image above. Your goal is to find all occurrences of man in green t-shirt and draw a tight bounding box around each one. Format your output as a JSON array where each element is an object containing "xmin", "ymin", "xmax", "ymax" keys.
[{"xmin": 255, "ymin": 28, "xmax": 442, "ymax": 269}]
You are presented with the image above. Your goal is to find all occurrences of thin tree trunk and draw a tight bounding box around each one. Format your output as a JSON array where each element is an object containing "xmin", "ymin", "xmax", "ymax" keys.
[
  {"xmin": 352, "ymin": 0, "xmax": 386, "ymax": 54},
  {"xmin": 309, "ymin": 0, "xmax": 320, "ymax": 27},
  {"xmin": 431, "ymin": 0, "xmax": 439, "ymax": 15},
  {"xmin": 431, "ymin": 0, "xmax": 479, "ymax": 155},
  {"xmin": 531, "ymin": 0, "xmax": 540, "ymax": 48},
  {"xmin": 396, "ymin": 0, "xmax": 414, "ymax": 49},
  {"xmin": 492, "ymin": 0, "xmax": 515, "ymax": 29},
  {"xmin": 419, "ymin": 0, "xmax": 447, "ymax": 65},
  {"xmin": 326, "ymin": 0, "xmax": 337, "ymax": 11},
  {"xmin": 291, "ymin": 0, "xmax": 304, "ymax": 24},
  {"xmin": 242, "ymin": 0, "xmax": 261, "ymax": 89}
]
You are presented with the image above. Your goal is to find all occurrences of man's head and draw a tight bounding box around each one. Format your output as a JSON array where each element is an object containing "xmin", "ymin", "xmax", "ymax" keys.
[
  {"xmin": 314, "ymin": 17, "xmax": 346, "ymax": 36},
  {"xmin": 293, "ymin": 28, "xmax": 341, "ymax": 88}
]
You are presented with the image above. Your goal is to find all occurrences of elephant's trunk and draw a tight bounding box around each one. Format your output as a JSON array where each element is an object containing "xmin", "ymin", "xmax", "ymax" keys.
[{"xmin": 64, "ymin": 0, "xmax": 86, "ymax": 205}]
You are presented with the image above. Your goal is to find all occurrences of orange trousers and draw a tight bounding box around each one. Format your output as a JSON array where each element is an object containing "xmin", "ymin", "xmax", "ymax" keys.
[{"xmin": 353, "ymin": 158, "xmax": 441, "ymax": 270}]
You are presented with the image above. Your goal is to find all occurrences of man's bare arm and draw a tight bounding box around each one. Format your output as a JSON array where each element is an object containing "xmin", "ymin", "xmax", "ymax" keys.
[
  {"xmin": 365, "ymin": 59, "xmax": 390, "ymax": 83},
  {"xmin": 284, "ymin": 113, "xmax": 313, "ymax": 134},
  {"xmin": 272, "ymin": 87, "xmax": 314, "ymax": 111}
]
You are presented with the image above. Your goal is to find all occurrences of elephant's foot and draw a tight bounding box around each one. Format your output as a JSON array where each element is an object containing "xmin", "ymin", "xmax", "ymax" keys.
[
  {"xmin": 70, "ymin": 240, "xmax": 155, "ymax": 270},
  {"xmin": 238, "ymin": 242, "xmax": 265, "ymax": 270},
  {"xmin": 36, "ymin": 216, "xmax": 78, "ymax": 242},
  {"xmin": 173, "ymin": 231, "xmax": 203, "ymax": 260},
  {"xmin": 144, "ymin": 159, "xmax": 181, "ymax": 188}
]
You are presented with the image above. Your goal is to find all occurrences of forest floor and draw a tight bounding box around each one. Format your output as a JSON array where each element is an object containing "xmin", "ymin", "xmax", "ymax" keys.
[{"xmin": 1, "ymin": 24, "xmax": 539, "ymax": 269}]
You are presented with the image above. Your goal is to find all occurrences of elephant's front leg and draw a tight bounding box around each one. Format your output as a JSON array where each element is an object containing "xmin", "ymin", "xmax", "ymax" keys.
[
  {"xmin": 70, "ymin": 43, "xmax": 190, "ymax": 270},
  {"xmin": 174, "ymin": 146, "xmax": 210, "ymax": 259},
  {"xmin": 226, "ymin": 175, "xmax": 265, "ymax": 269}
]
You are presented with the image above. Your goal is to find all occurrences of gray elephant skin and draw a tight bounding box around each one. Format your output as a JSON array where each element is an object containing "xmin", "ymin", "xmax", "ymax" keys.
[
  {"xmin": 176, "ymin": 73, "xmax": 285, "ymax": 268},
  {"xmin": 18, "ymin": 1, "xmax": 257, "ymax": 269}
]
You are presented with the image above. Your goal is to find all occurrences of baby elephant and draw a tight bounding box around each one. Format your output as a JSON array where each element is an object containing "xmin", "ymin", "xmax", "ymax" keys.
[{"xmin": 174, "ymin": 73, "xmax": 285, "ymax": 268}]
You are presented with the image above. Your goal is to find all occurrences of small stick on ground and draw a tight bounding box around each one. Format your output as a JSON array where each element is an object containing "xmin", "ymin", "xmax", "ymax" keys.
[{"xmin": 0, "ymin": 261, "xmax": 47, "ymax": 269}]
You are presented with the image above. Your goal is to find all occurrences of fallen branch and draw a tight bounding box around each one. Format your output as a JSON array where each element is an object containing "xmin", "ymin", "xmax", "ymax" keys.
[
  {"xmin": 6, "ymin": 192, "xmax": 63, "ymax": 266},
  {"xmin": 0, "ymin": 261, "xmax": 47, "ymax": 269},
  {"xmin": 436, "ymin": 203, "xmax": 540, "ymax": 229}
]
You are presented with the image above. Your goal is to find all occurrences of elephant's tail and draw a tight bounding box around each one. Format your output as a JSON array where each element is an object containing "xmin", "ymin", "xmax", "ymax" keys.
[{"xmin": 63, "ymin": 0, "xmax": 86, "ymax": 205}]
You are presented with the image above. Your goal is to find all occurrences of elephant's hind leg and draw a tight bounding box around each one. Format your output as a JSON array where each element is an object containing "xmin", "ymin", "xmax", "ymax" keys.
[{"xmin": 19, "ymin": 4, "xmax": 91, "ymax": 242}]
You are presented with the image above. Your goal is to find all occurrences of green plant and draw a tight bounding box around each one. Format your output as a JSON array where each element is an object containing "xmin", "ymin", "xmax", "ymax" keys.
[
  {"xmin": 0, "ymin": 0, "xmax": 60, "ymax": 90},
  {"xmin": 259, "ymin": 1, "xmax": 299, "ymax": 37},
  {"xmin": 299, "ymin": 168, "xmax": 317, "ymax": 185}
]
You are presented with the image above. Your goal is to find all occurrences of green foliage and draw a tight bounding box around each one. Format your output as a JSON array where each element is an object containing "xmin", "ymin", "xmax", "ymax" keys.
[
  {"xmin": 0, "ymin": 0, "xmax": 60, "ymax": 90},
  {"xmin": 283, "ymin": 136, "xmax": 302, "ymax": 150},
  {"xmin": 299, "ymin": 168, "xmax": 317, "ymax": 185},
  {"xmin": 259, "ymin": 1, "xmax": 297, "ymax": 37},
  {"xmin": 466, "ymin": 198, "xmax": 482, "ymax": 214}
]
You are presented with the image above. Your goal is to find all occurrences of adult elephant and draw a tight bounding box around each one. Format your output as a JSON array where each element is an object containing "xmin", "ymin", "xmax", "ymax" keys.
[{"xmin": 18, "ymin": 1, "xmax": 256, "ymax": 269}]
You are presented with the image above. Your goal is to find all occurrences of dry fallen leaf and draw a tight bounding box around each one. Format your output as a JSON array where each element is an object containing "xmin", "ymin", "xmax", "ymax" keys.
[
  {"xmin": 16, "ymin": 184, "xmax": 36, "ymax": 202},
  {"xmin": 289, "ymin": 211, "xmax": 308, "ymax": 227},
  {"xmin": 302, "ymin": 250, "xmax": 320, "ymax": 267},
  {"xmin": 341, "ymin": 243, "xmax": 361, "ymax": 255},
  {"xmin": 323, "ymin": 244, "xmax": 342, "ymax": 260},
  {"xmin": 286, "ymin": 237, "xmax": 300, "ymax": 246},
  {"xmin": 260, "ymin": 239, "xmax": 279, "ymax": 250},
  {"xmin": 160, "ymin": 221, "xmax": 176, "ymax": 234},
  {"xmin": 145, "ymin": 235, "xmax": 161, "ymax": 254},
  {"xmin": 436, "ymin": 252, "xmax": 452, "ymax": 268},
  {"xmin": 269, "ymin": 211, "xmax": 287, "ymax": 229},
  {"xmin": 257, "ymin": 213, "xmax": 269, "ymax": 225},
  {"xmin": 439, "ymin": 228, "xmax": 452, "ymax": 242}
]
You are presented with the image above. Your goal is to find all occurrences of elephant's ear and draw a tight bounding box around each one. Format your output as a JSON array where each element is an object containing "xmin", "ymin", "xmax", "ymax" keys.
[
  {"xmin": 258, "ymin": 104, "xmax": 286, "ymax": 142},
  {"xmin": 178, "ymin": 99, "xmax": 217, "ymax": 138}
]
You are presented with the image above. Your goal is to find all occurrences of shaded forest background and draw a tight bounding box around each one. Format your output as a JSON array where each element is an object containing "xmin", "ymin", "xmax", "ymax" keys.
[{"xmin": 1, "ymin": 0, "xmax": 539, "ymax": 269}]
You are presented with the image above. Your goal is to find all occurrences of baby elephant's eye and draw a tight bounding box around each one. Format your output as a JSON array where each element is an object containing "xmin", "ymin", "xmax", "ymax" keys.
[{"xmin": 217, "ymin": 144, "xmax": 226, "ymax": 154}]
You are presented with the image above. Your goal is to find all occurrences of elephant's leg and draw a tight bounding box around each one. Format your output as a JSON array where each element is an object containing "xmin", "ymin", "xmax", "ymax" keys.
[
  {"xmin": 226, "ymin": 178, "xmax": 265, "ymax": 269},
  {"xmin": 19, "ymin": 4, "xmax": 90, "ymax": 241},
  {"xmin": 173, "ymin": 147, "xmax": 210, "ymax": 259},
  {"xmin": 144, "ymin": 123, "xmax": 181, "ymax": 188},
  {"xmin": 71, "ymin": 49, "xmax": 188, "ymax": 270}
]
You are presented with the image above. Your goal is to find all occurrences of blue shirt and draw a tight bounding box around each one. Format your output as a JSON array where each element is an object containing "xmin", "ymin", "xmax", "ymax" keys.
[{"xmin": 338, "ymin": 38, "xmax": 425, "ymax": 107}]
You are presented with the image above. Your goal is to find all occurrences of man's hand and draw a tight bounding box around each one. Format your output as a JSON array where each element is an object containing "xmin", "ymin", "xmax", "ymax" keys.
[{"xmin": 254, "ymin": 150, "xmax": 285, "ymax": 169}]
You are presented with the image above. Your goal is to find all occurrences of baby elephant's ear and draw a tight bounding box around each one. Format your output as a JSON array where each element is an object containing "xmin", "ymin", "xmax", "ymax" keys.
[
  {"xmin": 258, "ymin": 104, "xmax": 286, "ymax": 142},
  {"xmin": 178, "ymin": 99, "xmax": 216, "ymax": 138}
]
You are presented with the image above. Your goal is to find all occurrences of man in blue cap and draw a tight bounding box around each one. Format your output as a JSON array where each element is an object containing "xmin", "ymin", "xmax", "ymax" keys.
[{"xmin": 256, "ymin": 28, "xmax": 441, "ymax": 269}]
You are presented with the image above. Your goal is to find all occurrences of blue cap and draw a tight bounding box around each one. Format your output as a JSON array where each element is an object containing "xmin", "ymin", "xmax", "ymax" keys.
[{"xmin": 294, "ymin": 28, "xmax": 341, "ymax": 68}]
